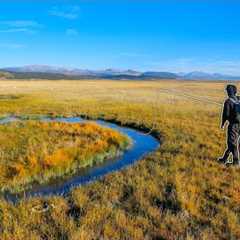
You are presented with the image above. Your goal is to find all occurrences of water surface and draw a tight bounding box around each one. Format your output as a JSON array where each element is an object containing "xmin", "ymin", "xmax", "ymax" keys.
[{"xmin": 0, "ymin": 116, "xmax": 159, "ymax": 203}]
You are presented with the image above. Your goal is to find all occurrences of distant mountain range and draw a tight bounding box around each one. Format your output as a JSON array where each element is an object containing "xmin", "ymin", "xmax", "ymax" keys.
[
  {"xmin": 1, "ymin": 65, "xmax": 240, "ymax": 80},
  {"xmin": 178, "ymin": 71, "xmax": 240, "ymax": 81}
]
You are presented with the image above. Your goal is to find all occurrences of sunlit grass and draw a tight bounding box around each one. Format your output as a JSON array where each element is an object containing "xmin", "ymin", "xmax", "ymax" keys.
[
  {"xmin": 0, "ymin": 79, "xmax": 238, "ymax": 239},
  {"xmin": 0, "ymin": 121, "xmax": 130, "ymax": 193}
]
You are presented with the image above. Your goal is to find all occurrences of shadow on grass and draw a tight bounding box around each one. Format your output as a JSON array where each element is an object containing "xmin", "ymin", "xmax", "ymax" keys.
[{"xmin": 0, "ymin": 94, "xmax": 22, "ymax": 100}]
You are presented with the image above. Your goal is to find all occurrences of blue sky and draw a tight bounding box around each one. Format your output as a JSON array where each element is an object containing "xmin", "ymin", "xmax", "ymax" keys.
[{"xmin": 0, "ymin": 0, "xmax": 240, "ymax": 74}]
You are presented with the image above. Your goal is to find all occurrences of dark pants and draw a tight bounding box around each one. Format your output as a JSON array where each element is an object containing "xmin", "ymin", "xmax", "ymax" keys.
[{"xmin": 222, "ymin": 123, "xmax": 240, "ymax": 164}]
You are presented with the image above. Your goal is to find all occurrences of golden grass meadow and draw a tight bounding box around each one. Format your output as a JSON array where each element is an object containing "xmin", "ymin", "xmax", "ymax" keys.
[
  {"xmin": 0, "ymin": 79, "xmax": 238, "ymax": 240},
  {"xmin": 0, "ymin": 121, "xmax": 129, "ymax": 194}
]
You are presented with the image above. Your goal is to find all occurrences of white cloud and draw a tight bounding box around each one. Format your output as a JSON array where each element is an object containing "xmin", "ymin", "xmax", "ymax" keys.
[
  {"xmin": 49, "ymin": 6, "xmax": 80, "ymax": 20},
  {"xmin": 0, "ymin": 28, "xmax": 35, "ymax": 34},
  {"xmin": 66, "ymin": 28, "xmax": 79, "ymax": 36},
  {"xmin": 0, "ymin": 20, "xmax": 42, "ymax": 28},
  {"xmin": 0, "ymin": 20, "xmax": 42, "ymax": 34}
]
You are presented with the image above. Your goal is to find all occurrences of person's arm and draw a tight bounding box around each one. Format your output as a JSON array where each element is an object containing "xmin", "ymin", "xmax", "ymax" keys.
[{"xmin": 221, "ymin": 100, "xmax": 230, "ymax": 128}]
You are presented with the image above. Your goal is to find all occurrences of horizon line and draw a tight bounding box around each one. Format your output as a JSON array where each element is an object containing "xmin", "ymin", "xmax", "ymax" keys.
[{"xmin": 1, "ymin": 64, "xmax": 240, "ymax": 77}]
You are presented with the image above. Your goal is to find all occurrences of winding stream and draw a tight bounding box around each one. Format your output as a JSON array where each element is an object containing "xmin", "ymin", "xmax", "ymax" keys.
[{"xmin": 0, "ymin": 117, "xmax": 160, "ymax": 203}]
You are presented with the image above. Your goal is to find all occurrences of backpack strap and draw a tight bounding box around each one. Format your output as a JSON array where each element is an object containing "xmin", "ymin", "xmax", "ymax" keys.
[{"xmin": 229, "ymin": 97, "xmax": 240, "ymax": 104}]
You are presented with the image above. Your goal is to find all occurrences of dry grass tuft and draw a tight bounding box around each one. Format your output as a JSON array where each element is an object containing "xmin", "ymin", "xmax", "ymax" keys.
[{"xmin": 0, "ymin": 79, "xmax": 238, "ymax": 239}]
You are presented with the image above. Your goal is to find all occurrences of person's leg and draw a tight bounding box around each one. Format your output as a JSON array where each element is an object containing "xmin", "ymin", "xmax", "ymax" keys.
[
  {"xmin": 228, "ymin": 124, "xmax": 240, "ymax": 164},
  {"xmin": 219, "ymin": 148, "xmax": 231, "ymax": 162},
  {"xmin": 233, "ymin": 128, "xmax": 240, "ymax": 165},
  {"xmin": 219, "ymin": 125, "xmax": 233, "ymax": 163}
]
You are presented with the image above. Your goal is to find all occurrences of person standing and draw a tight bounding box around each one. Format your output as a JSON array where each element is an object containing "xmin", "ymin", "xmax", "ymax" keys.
[{"xmin": 219, "ymin": 84, "xmax": 240, "ymax": 166}]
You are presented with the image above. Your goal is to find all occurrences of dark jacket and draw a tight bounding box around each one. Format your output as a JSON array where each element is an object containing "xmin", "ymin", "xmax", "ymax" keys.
[{"xmin": 222, "ymin": 96, "xmax": 240, "ymax": 126}]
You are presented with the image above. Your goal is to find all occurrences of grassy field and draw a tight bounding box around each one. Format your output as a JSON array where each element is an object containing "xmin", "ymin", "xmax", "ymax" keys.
[
  {"xmin": 0, "ymin": 121, "xmax": 129, "ymax": 193},
  {"xmin": 0, "ymin": 79, "xmax": 238, "ymax": 240}
]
